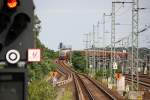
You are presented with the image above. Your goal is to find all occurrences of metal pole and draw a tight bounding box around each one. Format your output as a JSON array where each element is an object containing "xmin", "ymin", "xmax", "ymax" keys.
[
  {"xmin": 97, "ymin": 37, "xmax": 101, "ymax": 71},
  {"xmin": 111, "ymin": 2, "xmax": 116, "ymax": 83},
  {"xmin": 110, "ymin": 0, "xmax": 134, "ymax": 86},
  {"xmin": 70, "ymin": 46, "xmax": 72, "ymax": 64},
  {"xmin": 93, "ymin": 24, "xmax": 96, "ymax": 76},
  {"xmin": 103, "ymin": 13, "xmax": 106, "ymax": 78},
  {"xmin": 97, "ymin": 21, "xmax": 100, "ymax": 73},
  {"xmin": 89, "ymin": 32, "xmax": 92, "ymax": 76},
  {"xmin": 131, "ymin": 0, "xmax": 139, "ymax": 91},
  {"xmin": 97, "ymin": 22, "xmax": 100, "ymax": 72},
  {"xmin": 103, "ymin": 13, "xmax": 112, "ymax": 80},
  {"xmin": 122, "ymin": 40, "xmax": 124, "ymax": 74},
  {"xmin": 84, "ymin": 34, "xmax": 89, "ymax": 73}
]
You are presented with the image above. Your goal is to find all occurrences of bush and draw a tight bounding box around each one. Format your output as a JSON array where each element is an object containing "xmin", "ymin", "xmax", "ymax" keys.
[
  {"xmin": 28, "ymin": 80, "xmax": 56, "ymax": 100},
  {"xmin": 27, "ymin": 59, "xmax": 57, "ymax": 81}
]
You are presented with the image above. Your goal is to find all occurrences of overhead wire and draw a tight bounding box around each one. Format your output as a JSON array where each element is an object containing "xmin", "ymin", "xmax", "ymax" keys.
[{"xmin": 116, "ymin": 7, "xmax": 132, "ymax": 16}]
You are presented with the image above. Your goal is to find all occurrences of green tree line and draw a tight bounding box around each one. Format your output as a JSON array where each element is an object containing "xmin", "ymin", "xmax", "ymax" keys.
[{"xmin": 72, "ymin": 51, "xmax": 86, "ymax": 73}]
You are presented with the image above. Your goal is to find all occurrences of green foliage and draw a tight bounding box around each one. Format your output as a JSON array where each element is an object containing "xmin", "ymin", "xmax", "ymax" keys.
[
  {"xmin": 95, "ymin": 70, "xmax": 103, "ymax": 79},
  {"xmin": 27, "ymin": 15, "xmax": 58, "ymax": 99},
  {"xmin": 72, "ymin": 51, "xmax": 86, "ymax": 73},
  {"xmin": 60, "ymin": 85, "xmax": 73, "ymax": 100},
  {"xmin": 28, "ymin": 80, "xmax": 56, "ymax": 100},
  {"xmin": 139, "ymin": 48, "xmax": 150, "ymax": 59},
  {"xmin": 115, "ymin": 66, "xmax": 122, "ymax": 73},
  {"xmin": 33, "ymin": 15, "xmax": 41, "ymax": 37},
  {"xmin": 28, "ymin": 14, "xmax": 58, "ymax": 81},
  {"xmin": 27, "ymin": 40, "xmax": 58, "ymax": 81},
  {"xmin": 105, "ymin": 69, "xmax": 111, "ymax": 78},
  {"xmin": 95, "ymin": 69, "xmax": 111, "ymax": 79},
  {"xmin": 28, "ymin": 38, "xmax": 58, "ymax": 81},
  {"xmin": 43, "ymin": 46, "xmax": 58, "ymax": 59},
  {"xmin": 27, "ymin": 60, "xmax": 57, "ymax": 81}
]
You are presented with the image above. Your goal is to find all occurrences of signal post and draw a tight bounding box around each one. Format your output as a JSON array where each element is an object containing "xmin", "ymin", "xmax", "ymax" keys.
[{"xmin": 0, "ymin": 0, "xmax": 35, "ymax": 100}]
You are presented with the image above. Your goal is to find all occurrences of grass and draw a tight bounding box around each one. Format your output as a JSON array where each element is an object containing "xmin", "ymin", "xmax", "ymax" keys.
[{"xmin": 60, "ymin": 84, "xmax": 73, "ymax": 100}]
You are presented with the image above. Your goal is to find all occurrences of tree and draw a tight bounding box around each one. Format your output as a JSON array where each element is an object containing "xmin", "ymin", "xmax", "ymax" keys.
[{"xmin": 72, "ymin": 51, "xmax": 86, "ymax": 73}]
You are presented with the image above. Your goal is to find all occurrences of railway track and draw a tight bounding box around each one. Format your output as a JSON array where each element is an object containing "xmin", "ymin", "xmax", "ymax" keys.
[
  {"xmin": 124, "ymin": 74, "xmax": 150, "ymax": 90},
  {"xmin": 124, "ymin": 74, "xmax": 150, "ymax": 82},
  {"xmin": 55, "ymin": 60, "xmax": 72, "ymax": 86},
  {"xmin": 57, "ymin": 60, "xmax": 123, "ymax": 100},
  {"xmin": 57, "ymin": 60, "xmax": 81, "ymax": 100},
  {"xmin": 57, "ymin": 60, "xmax": 73, "ymax": 78},
  {"xmin": 76, "ymin": 74, "xmax": 115, "ymax": 100}
]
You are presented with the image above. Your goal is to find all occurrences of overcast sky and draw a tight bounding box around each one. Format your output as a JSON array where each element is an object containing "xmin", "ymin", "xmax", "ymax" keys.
[{"xmin": 33, "ymin": 0, "xmax": 150, "ymax": 50}]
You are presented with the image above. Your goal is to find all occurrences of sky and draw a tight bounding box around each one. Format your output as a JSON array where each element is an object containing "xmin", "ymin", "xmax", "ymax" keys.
[{"xmin": 33, "ymin": 0, "xmax": 150, "ymax": 51}]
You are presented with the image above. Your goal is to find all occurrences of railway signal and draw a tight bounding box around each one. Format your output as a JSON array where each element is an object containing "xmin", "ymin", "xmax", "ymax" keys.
[
  {"xmin": 0, "ymin": 68, "xmax": 27, "ymax": 100},
  {"xmin": 115, "ymin": 73, "xmax": 121, "ymax": 80},
  {"xmin": 0, "ymin": 0, "xmax": 34, "ymax": 63},
  {"xmin": 0, "ymin": 0, "xmax": 34, "ymax": 99}
]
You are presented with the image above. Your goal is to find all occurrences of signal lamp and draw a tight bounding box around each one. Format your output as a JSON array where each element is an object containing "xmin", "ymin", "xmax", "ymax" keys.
[
  {"xmin": 7, "ymin": 0, "xmax": 18, "ymax": 9},
  {"xmin": 5, "ymin": 13, "xmax": 30, "ymax": 46}
]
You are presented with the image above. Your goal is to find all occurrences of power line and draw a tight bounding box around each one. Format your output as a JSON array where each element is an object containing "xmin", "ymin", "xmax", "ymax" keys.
[
  {"xmin": 116, "ymin": 7, "xmax": 132, "ymax": 16},
  {"xmin": 115, "ymin": 3, "xmax": 124, "ymax": 14}
]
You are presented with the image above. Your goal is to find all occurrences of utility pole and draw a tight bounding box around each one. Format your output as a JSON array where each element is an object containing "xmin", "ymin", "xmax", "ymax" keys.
[
  {"xmin": 96, "ymin": 21, "xmax": 100, "ymax": 72},
  {"xmin": 89, "ymin": 32, "xmax": 92, "ymax": 76},
  {"xmin": 121, "ymin": 40, "xmax": 125, "ymax": 74},
  {"xmin": 111, "ymin": 0, "xmax": 140, "ymax": 90},
  {"xmin": 103, "ymin": 13, "xmax": 112, "ymax": 79},
  {"xmin": 111, "ymin": 1, "xmax": 116, "ymax": 83},
  {"xmin": 69, "ymin": 46, "xmax": 72, "ymax": 65},
  {"xmin": 97, "ymin": 37, "xmax": 101, "ymax": 71},
  {"xmin": 126, "ymin": 37, "xmax": 130, "ymax": 75},
  {"xmin": 92, "ymin": 24, "xmax": 96, "ymax": 76},
  {"xmin": 103, "ymin": 13, "xmax": 106, "ymax": 78},
  {"xmin": 119, "ymin": 39, "xmax": 126, "ymax": 75},
  {"xmin": 102, "ymin": 13, "xmax": 112, "ymax": 81},
  {"xmin": 111, "ymin": 0, "xmax": 134, "ymax": 85},
  {"xmin": 131, "ymin": 0, "xmax": 139, "ymax": 91},
  {"xmin": 83, "ymin": 33, "xmax": 89, "ymax": 73}
]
